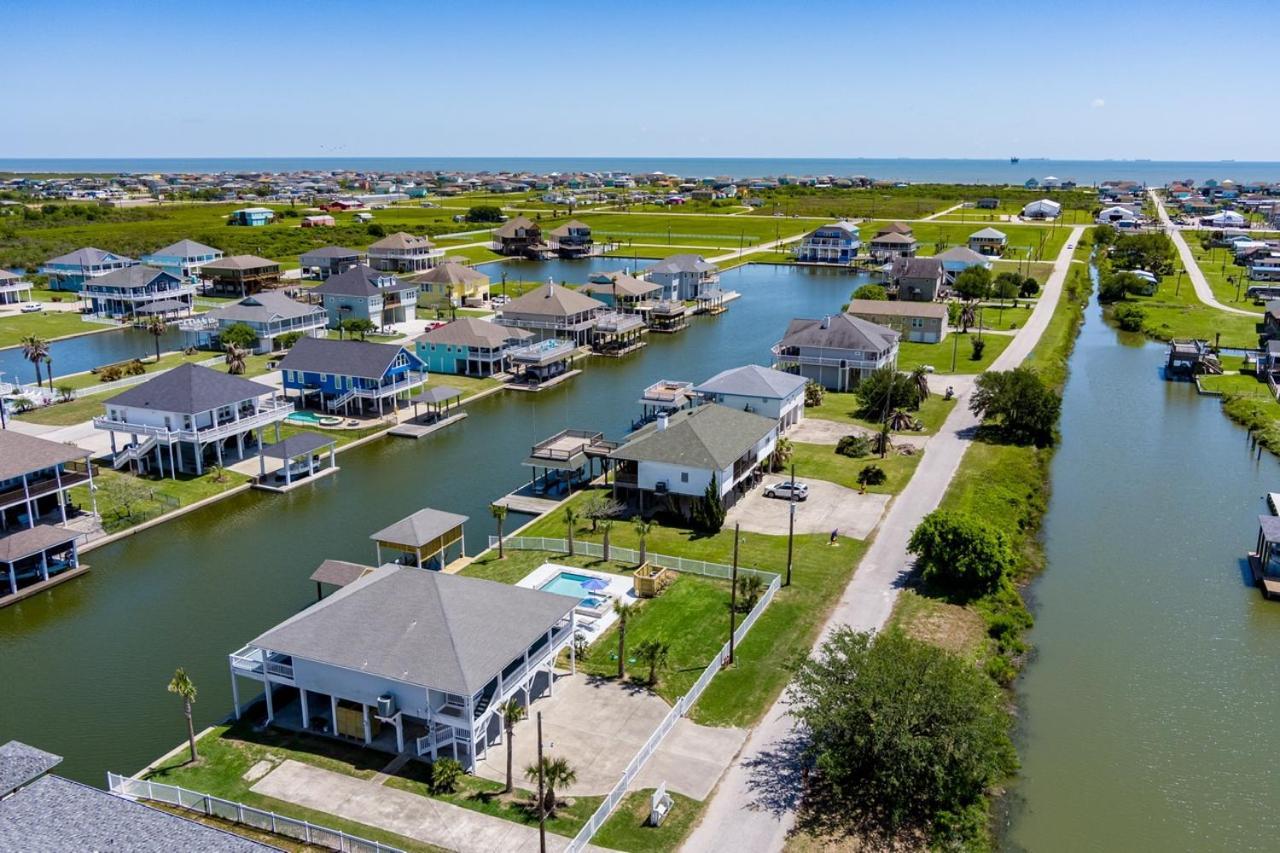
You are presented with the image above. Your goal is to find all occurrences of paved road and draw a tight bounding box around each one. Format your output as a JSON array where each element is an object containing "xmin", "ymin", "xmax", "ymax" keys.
[
  {"xmin": 682, "ymin": 226, "xmax": 1086, "ymax": 853},
  {"xmin": 1149, "ymin": 190, "xmax": 1260, "ymax": 318}
]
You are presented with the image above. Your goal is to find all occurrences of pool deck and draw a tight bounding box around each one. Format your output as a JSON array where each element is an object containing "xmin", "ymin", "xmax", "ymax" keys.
[{"xmin": 515, "ymin": 561, "xmax": 638, "ymax": 641}]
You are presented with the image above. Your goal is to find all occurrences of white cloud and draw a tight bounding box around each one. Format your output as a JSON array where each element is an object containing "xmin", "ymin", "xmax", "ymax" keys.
[{"xmin": 1091, "ymin": 98, "xmax": 1106, "ymax": 109}]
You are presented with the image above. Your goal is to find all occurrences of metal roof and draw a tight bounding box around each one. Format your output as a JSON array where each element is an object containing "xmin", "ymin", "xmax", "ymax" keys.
[
  {"xmin": 309, "ymin": 559, "xmax": 373, "ymax": 588},
  {"xmin": 278, "ymin": 336, "xmax": 421, "ymax": 381},
  {"xmin": 611, "ymin": 403, "xmax": 776, "ymax": 471},
  {"xmin": 693, "ymin": 364, "xmax": 807, "ymax": 400},
  {"xmin": 259, "ymin": 432, "xmax": 336, "ymax": 459},
  {"xmin": 408, "ymin": 386, "xmax": 463, "ymax": 405}
]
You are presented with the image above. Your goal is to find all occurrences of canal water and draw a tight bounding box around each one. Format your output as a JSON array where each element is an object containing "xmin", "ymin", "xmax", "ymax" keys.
[
  {"xmin": 1003, "ymin": 296, "xmax": 1280, "ymax": 850},
  {"xmin": 476, "ymin": 254, "xmax": 660, "ymax": 286},
  {"xmin": 0, "ymin": 326, "xmax": 189, "ymax": 382},
  {"xmin": 0, "ymin": 261, "xmax": 869, "ymax": 785}
]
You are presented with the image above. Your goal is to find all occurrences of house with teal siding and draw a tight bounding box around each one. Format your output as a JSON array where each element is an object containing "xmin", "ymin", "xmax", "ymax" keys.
[
  {"xmin": 278, "ymin": 336, "xmax": 427, "ymax": 416},
  {"xmin": 39, "ymin": 247, "xmax": 136, "ymax": 292},
  {"xmin": 229, "ymin": 207, "xmax": 275, "ymax": 226},
  {"xmin": 414, "ymin": 318, "xmax": 533, "ymax": 377}
]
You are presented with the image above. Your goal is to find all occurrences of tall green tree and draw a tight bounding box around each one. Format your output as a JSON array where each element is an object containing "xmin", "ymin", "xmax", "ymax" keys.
[
  {"xmin": 145, "ymin": 315, "xmax": 168, "ymax": 362},
  {"xmin": 632, "ymin": 516, "xmax": 654, "ymax": 565},
  {"xmin": 634, "ymin": 638, "xmax": 671, "ymax": 686},
  {"xmin": 498, "ymin": 698, "xmax": 525, "ymax": 794},
  {"xmin": 952, "ymin": 266, "xmax": 993, "ymax": 301},
  {"xmin": 969, "ymin": 366, "xmax": 1061, "ymax": 445},
  {"xmin": 612, "ymin": 599, "xmax": 634, "ymax": 679},
  {"xmin": 167, "ymin": 667, "xmax": 199, "ymax": 763},
  {"xmin": 20, "ymin": 335, "xmax": 48, "ymax": 388},
  {"xmin": 691, "ymin": 475, "xmax": 726, "ymax": 533},
  {"xmin": 855, "ymin": 366, "xmax": 919, "ymax": 417},
  {"xmin": 907, "ymin": 510, "xmax": 1014, "ymax": 596},
  {"xmin": 490, "ymin": 503, "xmax": 508, "ymax": 559}
]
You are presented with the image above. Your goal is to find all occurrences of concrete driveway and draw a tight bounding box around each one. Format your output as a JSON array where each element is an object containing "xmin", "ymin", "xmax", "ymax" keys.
[
  {"xmin": 725, "ymin": 478, "xmax": 890, "ymax": 540},
  {"xmin": 474, "ymin": 672, "xmax": 745, "ymax": 800}
]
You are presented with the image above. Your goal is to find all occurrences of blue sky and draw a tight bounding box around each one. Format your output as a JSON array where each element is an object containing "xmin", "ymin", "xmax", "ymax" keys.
[{"xmin": 3, "ymin": 0, "xmax": 1275, "ymax": 160}]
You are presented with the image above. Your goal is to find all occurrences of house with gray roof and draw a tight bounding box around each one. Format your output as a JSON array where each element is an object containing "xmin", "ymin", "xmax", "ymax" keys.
[
  {"xmin": 184, "ymin": 292, "xmax": 327, "ymax": 353},
  {"xmin": 645, "ymin": 253, "xmax": 720, "ymax": 301},
  {"xmin": 0, "ymin": 269, "xmax": 33, "ymax": 305},
  {"xmin": 141, "ymin": 239, "xmax": 224, "ymax": 281},
  {"xmin": 94, "ymin": 363, "xmax": 293, "ymax": 477},
  {"xmin": 228, "ymin": 564, "xmax": 577, "ymax": 772},
  {"xmin": 934, "ymin": 245, "xmax": 993, "ymax": 279},
  {"xmin": 490, "ymin": 216, "xmax": 544, "ymax": 257},
  {"xmin": 772, "ymin": 314, "xmax": 900, "ymax": 391},
  {"xmin": 39, "ymin": 247, "xmax": 137, "ymax": 292},
  {"xmin": 367, "ymin": 231, "xmax": 442, "ymax": 273},
  {"xmin": 867, "ymin": 229, "xmax": 919, "ymax": 262},
  {"xmin": 314, "ymin": 264, "xmax": 419, "ymax": 330},
  {"xmin": 967, "ymin": 227, "xmax": 1008, "ymax": 257},
  {"xmin": 279, "ymin": 336, "xmax": 427, "ymax": 416},
  {"xmin": 0, "ymin": 741, "xmax": 274, "ymax": 852},
  {"xmin": 610, "ymin": 403, "xmax": 778, "ymax": 516},
  {"xmin": 414, "ymin": 317, "xmax": 532, "ymax": 376},
  {"xmin": 81, "ymin": 265, "xmax": 195, "ymax": 320},
  {"xmin": 889, "ymin": 256, "xmax": 946, "ymax": 302},
  {"xmin": 496, "ymin": 281, "xmax": 606, "ymax": 345},
  {"xmin": 298, "ymin": 245, "xmax": 366, "ymax": 280},
  {"xmin": 692, "ymin": 364, "xmax": 807, "ymax": 430}
]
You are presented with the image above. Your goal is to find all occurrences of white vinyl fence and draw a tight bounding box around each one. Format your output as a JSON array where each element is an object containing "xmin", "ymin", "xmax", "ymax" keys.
[
  {"xmin": 106, "ymin": 773, "xmax": 403, "ymax": 853},
  {"xmin": 486, "ymin": 535, "xmax": 780, "ymax": 852}
]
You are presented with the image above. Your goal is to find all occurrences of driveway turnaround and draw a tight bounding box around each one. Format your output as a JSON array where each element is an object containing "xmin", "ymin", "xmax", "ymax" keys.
[
  {"xmin": 725, "ymin": 479, "xmax": 890, "ymax": 540},
  {"xmin": 474, "ymin": 672, "xmax": 746, "ymax": 801},
  {"xmin": 682, "ymin": 226, "xmax": 1087, "ymax": 853}
]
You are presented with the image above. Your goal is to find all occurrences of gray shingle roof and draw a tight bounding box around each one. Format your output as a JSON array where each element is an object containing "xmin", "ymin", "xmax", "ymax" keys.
[
  {"xmin": 0, "ymin": 525, "xmax": 79, "ymax": 563},
  {"xmin": 777, "ymin": 314, "xmax": 901, "ymax": 352},
  {"xmin": 200, "ymin": 255, "xmax": 279, "ymax": 272},
  {"xmin": 648, "ymin": 254, "xmax": 717, "ymax": 274},
  {"xmin": 934, "ymin": 246, "xmax": 988, "ymax": 263},
  {"xmin": 416, "ymin": 317, "xmax": 532, "ymax": 348},
  {"xmin": 0, "ymin": 431, "xmax": 91, "ymax": 481},
  {"xmin": 501, "ymin": 283, "xmax": 604, "ymax": 318},
  {"xmin": 298, "ymin": 245, "xmax": 363, "ymax": 261},
  {"xmin": 314, "ymin": 264, "xmax": 416, "ymax": 298},
  {"xmin": 693, "ymin": 364, "xmax": 806, "ymax": 400},
  {"xmin": 891, "ymin": 257, "xmax": 943, "ymax": 279},
  {"xmin": 969, "ymin": 227, "xmax": 1007, "ymax": 240},
  {"xmin": 259, "ymin": 432, "xmax": 336, "ymax": 459},
  {"xmin": 371, "ymin": 507, "xmax": 470, "ymax": 547},
  {"xmin": 206, "ymin": 292, "xmax": 324, "ymax": 324},
  {"xmin": 107, "ymin": 363, "xmax": 275, "ymax": 415},
  {"xmin": 309, "ymin": 559, "xmax": 372, "ymax": 588},
  {"xmin": 86, "ymin": 265, "xmax": 181, "ymax": 290},
  {"xmin": 278, "ymin": 336, "xmax": 420, "ymax": 381},
  {"xmin": 611, "ymin": 403, "xmax": 776, "ymax": 470},
  {"xmin": 493, "ymin": 216, "xmax": 539, "ymax": 239},
  {"xmin": 44, "ymin": 247, "xmax": 134, "ymax": 267},
  {"xmin": 580, "ymin": 273, "xmax": 661, "ymax": 299},
  {"xmin": 368, "ymin": 231, "xmax": 435, "ymax": 251},
  {"xmin": 252, "ymin": 565, "xmax": 574, "ymax": 695},
  {"xmin": 0, "ymin": 773, "xmax": 275, "ymax": 852},
  {"xmin": 0, "ymin": 741, "xmax": 61, "ymax": 797},
  {"xmin": 148, "ymin": 239, "xmax": 222, "ymax": 258}
]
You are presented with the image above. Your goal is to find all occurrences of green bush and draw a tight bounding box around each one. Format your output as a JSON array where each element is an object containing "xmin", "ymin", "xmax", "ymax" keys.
[
  {"xmin": 970, "ymin": 338, "xmax": 986, "ymax": 360},
  {"xmin": 835, "ymin": 434, "xmax": 871, "ymax": 458},
  {"xmin": 219, "ymin": 322, "xmax": 258, "ymax": 349},
  {"xmin": 429, "ymin": 758, "xmax": 463, "ymax": 793},
  {"xmin": 907, "ymin": 510, "xmax": 1014, "ymax": 597},
  {"xmin": 851, "ymin": 283, "xmax": 887, "ymax": 301},
  {"xmin": 1112, "ymin": 303, "xmax": 1146, "ymax": 332}
]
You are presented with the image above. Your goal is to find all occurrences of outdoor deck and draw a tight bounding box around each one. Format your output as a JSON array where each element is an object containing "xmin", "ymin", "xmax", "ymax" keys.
[{"xmin": 1246, "ymin": 552, "xmax": 1280, "ymax": 600}]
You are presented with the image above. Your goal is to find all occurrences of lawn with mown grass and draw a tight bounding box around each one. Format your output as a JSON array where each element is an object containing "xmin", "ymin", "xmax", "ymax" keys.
[
  {"xmin": 898, "ymin": 330, "xmax": 1011, "ymax": 374},
  {"xmin": 71, "ymin": 467, "xmax": 251, "ymax": 533},
  {"xmin": 789, "ymin": 441, "xmax": 923, "ymax": 495},
  {"xmin": 475, "ymin": 489, "xmax": 868, "ymax": 728},
  {"xmin": 0, "ymin": 311, "xmax": 108, "ymax": 348},
  {"xmin": 805, "ymin": 390, "xmax": 956, "ymax": 434},
  {"xmin": 593, "ymin": 788, "xmax": 704, "ymax": 852}
]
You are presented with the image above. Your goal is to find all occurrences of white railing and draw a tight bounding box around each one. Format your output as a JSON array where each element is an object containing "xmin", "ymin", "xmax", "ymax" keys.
[
  {"xmin": 106, "ymin": 773, "xmax": 402, "ymax": 853},
  {"xmin": 485, "ymin": 534, "xmax": 780, "ymax": 852},
  {"xmin": 94, "ymin": 399, "xmax": 293, "ymax": 442}
]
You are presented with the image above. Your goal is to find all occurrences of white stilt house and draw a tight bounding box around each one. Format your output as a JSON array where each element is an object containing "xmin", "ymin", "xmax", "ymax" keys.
[{"xmin": 228, "ymin": 566, "xmax": 577, "ymax": 772}]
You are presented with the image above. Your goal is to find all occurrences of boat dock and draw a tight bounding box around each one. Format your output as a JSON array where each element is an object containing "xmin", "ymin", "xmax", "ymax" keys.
[{"xmin": 1247, "ymin": 513, "xmax": 1280, "ymax": 600}]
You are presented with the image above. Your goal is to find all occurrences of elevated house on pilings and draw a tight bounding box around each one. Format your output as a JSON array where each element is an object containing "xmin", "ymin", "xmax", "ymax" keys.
[{"xmin": 228, "ymin": 565, "xmax": 578, "ymax": 773}]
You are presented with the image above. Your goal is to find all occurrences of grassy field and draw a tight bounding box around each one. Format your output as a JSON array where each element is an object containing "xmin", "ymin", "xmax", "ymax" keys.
[
  {"xmin": 567, "ymin": 211, "xmax": 821, "ymax": 251},
  {"xmin": 752, "ymin": 185, "xmax": 1098, "ymax": 222},
  {"xmin": 71, "ymin": 467, "xmax": 250, "ymax": 533},
  {"xmin": 0, "ymin": 310, "xmax": 105, "ymax": 348},
  {"xmin": 1120, "ymin": 264, "xmax": 1260, "ymax": 348},
  {"xmin": 789, "ymin": 441, "xmax": 923, "ymax": 495},
  {"xmin": 1180, "ymin": 238, "xmax": 1266, "ymax": 311},
  {"xmin": 898, "ymin": 330, "xmax": 1011, "ymax": 374},
  {"xmin": 806, "ymin": 391, "xmax": 957, "ymax": 434},
  {"xmin": 859, "ymin": 219, "xmax": 1074, "ymax": 263}
]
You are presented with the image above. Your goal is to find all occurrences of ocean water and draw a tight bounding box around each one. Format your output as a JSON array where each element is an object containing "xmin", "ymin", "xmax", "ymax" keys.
[{"xmin": 3, "ymin": 157, "xmax": 1279, "ymax": 186}]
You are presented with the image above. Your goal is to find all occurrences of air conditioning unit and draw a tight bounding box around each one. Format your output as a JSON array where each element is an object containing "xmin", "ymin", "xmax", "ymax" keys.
[
  {"xmin": 655, "ymin": 481, "xmax": 668, "ymax": 495},
  {"xmin": 377, "ymin": 694, "xmax": 396, "ymax": 717}
]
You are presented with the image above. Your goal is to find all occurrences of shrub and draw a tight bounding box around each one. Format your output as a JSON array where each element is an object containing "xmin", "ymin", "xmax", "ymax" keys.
[
  {"xmin": 691, "ymin": 475, "xmax": 726, "ymax": 533},
  {"xmin": 856, "ymin": 366, "xmax": 919, "ymax": 416},
  {"xmin": 99, "ymin": 365, "xmax": 123, "ymax": 382},
  {"xmin": 366, "ymin": 223, "xmax": 386, "ymax": 238},
  {"xmin": 466, "ymin": 205, "xmax": 505, "ymax": 223},
  {"xmin": 852, "ymin": 283, "xmax": 887, "ymax": 301},
  {"xmin": 836, "ymin": 434, "xmax": 871, "ymax": 458},
  {"xmin": 430, "ymin": 758, "xmax": 463, "ymax": 793},
  {"xmin": 969, "ymin": 366, "xmax": 1061, "ymax": 446},
  {"xmin": 276, "ymin": 331, "xmax": 304, "ymax": 350},
  {"xmin": 125, "ymin": 359, "xmax": 147, "ymax": 376},
  {"xmin": 856, "ymin": 464, "xmax": 887, "ymax": 491},
  {"xmin": 907, "ymin": 510, "xmax": 1015, "ymax": 597},
  {"xmin": 804, "ymin": 380, "xmax": 825, "ymax": 407},
  {"xmin": 220, "ymin": 322, "xmax": 258, "ymax": 349},
  {"xmin": 1112, "ymin": 303, "xmax": 1146, "ymax": 332},
  {"xmin": 970, "ymin": 338, "xmax": 986, "ymax": 360}
]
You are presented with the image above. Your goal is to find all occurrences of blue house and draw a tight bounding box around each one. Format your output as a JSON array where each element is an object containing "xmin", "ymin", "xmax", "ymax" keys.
[
  {"xmin": 794, "ymin": 221, "xmax": 861, "ymax": 264},
  {"xmin": 140, "ymin": 239, "xmax": 224, "ymax": 281},
  {"xmin": 228, "ymin": 207, "xmax": 275, "ymax": 227},
  {"xmin": 278, "ymin": 336, "xmax": 428, "ymax": 416},
  {"xmin": 39, "ymin": 247, "xmax": 136, "ymax": 292},
  {"xmin": 313, "ymin": 264, "xmax": 419, "ymax": 330}
]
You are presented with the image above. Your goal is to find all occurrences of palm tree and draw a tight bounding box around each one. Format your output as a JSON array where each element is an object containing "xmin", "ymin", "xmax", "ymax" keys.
[
  {"xmin": 632, "ymin": 516, "xmax": 653, "ymax": 566},
  {"xmin": 635, "ymin": 639, "xmax": 670, "ymax": 686},
  {"xmin": 613, "ymin": 599, "xmax": 634, "ymax": 679},
  {"xmin": 959, "ymin": 301, "xmax": 977, "ymax": 334},
  {"xmin": 888, "ymin": 409, "xmax": 917, "ymax": 431},
  {"xmin": 490, "ymin": 503, "xmax": 508, "ymax": 559},
  {"xmin": 563, "ymin": 505, "xmax": 579, "ymax": 556},
  {"xmin": 600, "ymin": 519, "xmax": 614, "ymax": 562},
  {"xmin": 20, "ymin": 335, "xmax": 48, "ymax": 389},
  {"xmin": 498, "ymin": 698, "xmax": 525, "ymax": 794},
  {"xmin": 224, "ymin": 342, "xmax": 249, "ymax": 375},
  {"xmin": 167, "ymin": 667, "xmax": 199, "ymax": 763},
  {"xmin": 737, "ymin": 574, "xmax": 764, "ymax": 611},
  {"xmin": 524, "ymin": 756, "xmax": 578, "ymax": 818},
  {"xmin": 42, "ymin": 354, "xmax": 54, "ymax": 390},
  {"xmin": 145, "ymin": 315, "xmax": 168, "ymax": 363},
  {"xmin": 910, "ymin": 365, "xmax": 930, "ymax": 404},
  {"xmin": 771, "ymin": 436, "xmax": 793, "ymax": 472}
]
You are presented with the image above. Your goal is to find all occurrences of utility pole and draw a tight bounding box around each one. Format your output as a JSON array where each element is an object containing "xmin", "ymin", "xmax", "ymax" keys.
[
  {"xmin": 785, "ymin": 465, "xmax": 796, "ymax": 586},
  {"xmin": 729, "ymin": 524, "xmax": 739, "ymax": 664},
  {"xmin": 537, "ymin": 712, "xmax": 546, "ymax": 853}
]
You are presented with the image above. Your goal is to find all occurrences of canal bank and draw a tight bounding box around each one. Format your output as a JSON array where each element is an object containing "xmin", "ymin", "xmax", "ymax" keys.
[
  {"xmin": 1002, "ymin": 293, "xmax": 1280, "ymax": 850},
  {"xmin": 0, "ymin": 261, "xmax": 874, "ymax": 786}
]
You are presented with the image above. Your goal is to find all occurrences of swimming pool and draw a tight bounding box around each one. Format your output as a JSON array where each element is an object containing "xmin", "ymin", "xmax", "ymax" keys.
[
  {"xmin": 539, "ymin": 571, "xmax": 608, "ymax": 608},
  {"xmin": 286, "ymin": 411, "xmax": 341, "ymax": 426}
]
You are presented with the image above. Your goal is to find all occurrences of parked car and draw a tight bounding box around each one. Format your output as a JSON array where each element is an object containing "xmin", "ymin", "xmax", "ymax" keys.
[
  {"xmin": 764, "ymin": 481, "xmax": 809, "ymax": 501},
  {"xmin": 19, "ymin": 302, "xmax": 42, "ymax": 313},
  {"xmin": 491, "ymin": 294, "xmax": 510, "ymax": 306}
]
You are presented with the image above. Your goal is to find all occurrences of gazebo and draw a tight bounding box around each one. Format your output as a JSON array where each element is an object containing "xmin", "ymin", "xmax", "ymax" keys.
[
  {"xmin": 308, "ymin": 558, "xmax": 373, "ymax": 600},
  {"xmin": 256, "ymin": 432, "xmax": 338, "ymax": 488},
  {"xmin": 0, "ymin": 525, "xmax": 81, "ymax": 602},
  {"xmin": 407, "ymin": 386, "xmax": 462, "ymax": 423},
  {"xmin": 370, "ymin": 507, "xmax": 469, "ymax": 570},
  {"xmin": 133, "ymin": 299, "xmax": 193, "ymax": 319}
]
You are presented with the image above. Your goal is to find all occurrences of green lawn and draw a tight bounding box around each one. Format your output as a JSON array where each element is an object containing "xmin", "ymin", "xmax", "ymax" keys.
[
  {"xmin": 1182, "ymin": 238, "xmax": 1268, "ymax": 310},
  {"xmin": 976, "ymin": 302, "xmax": 1035, "ymax": 331},
  {"xmin": 15, "ymin": 394, "xmax": 106, "ymax": 425},
  {"xmin": 859, "ymin": 220, "xmax": 1073, "ymax": 264},
  {"xmin": 789, "ymin": 441, "xmax": 923, "ymax": 495},
  {"xmin": 594, "ymin": 788, "xmax": 704, "ymax": 852},
  {"xmin": 0, "ymin": 311, "xmax": 105, "ymax": 348},
  {"xmin": 1199, "ymin": 371, "xmax": 1271, "ymax": 397},
  {"xmin": 898, "ymin": 331, "xmax": 1011, "ymax": 374},
  {"xmin": 806, "ymin": 392, "xmax": 957, "ymax": 434},
  {"xmin": 71, "ymin": 467, "xmax": 250, "ymax": 533}
]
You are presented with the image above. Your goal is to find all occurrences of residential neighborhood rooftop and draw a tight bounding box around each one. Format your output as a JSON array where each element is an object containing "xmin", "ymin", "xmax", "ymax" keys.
[
  {"xmin": 777, "ymin": 314, "xmax": 902, "ymax": 352},
  {"xmin": 611, "ymin": 403, "xmax": 777, "ymax": 470},
  {"xmin": 0, "ymin": 430, "xmax": 91, "ymax": 481},
  {"xmin": 693, "ymin": 363, "xmax": 807, "ymax": 399},
  {"xmin": 107, "ymin": 363, "xmax": 275, "ymax": 414},
  {"xmin": 278, "ymin": 336, "xmax": 415, "ymax": 381}
]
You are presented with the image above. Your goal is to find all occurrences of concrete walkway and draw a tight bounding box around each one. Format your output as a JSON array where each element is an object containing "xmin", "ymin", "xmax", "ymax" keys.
[
  {"xmin": 253, "ymin": 758, "xmax": 608, "ymax": 853},
  {"xmin": 681, "ymin": 226, "xmax": 1086, "ymax": 853},
  {"xmin": 1150, "ymin": 190, "xmax": 1260, "ymax": 318}
]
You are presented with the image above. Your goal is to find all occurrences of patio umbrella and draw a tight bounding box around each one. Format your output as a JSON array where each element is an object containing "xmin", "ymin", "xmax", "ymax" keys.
[{"xmin": 580, "ymin": 578, "xmax": 608, "ymax": 592}]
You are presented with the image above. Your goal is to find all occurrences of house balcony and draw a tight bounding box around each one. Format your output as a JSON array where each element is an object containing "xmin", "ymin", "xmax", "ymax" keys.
[
  {"xmin": 229, "ymin": 645, "xmax": 295, "ymax": 684},
  {"xmin": 0, "ymin": 461, "xmax": 96, "ymax": 510},
  {"xmin": 93, "ymin": 399, "xmax": 294, "ymax": 443}
]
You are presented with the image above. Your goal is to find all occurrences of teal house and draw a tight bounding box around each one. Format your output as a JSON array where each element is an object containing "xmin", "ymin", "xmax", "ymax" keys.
[
  {"xmin": 414, "ymin": 317, "xmax": 533, "ymax": 377},
  {"xmin": 140, "ymin": 239, "xmax": 224, "ymax": 282},
  {"xmin": 229, "ymin": 207, "xmax": 275, "ymax": 227},
  {"xmin": 39, "ymin": 247, "xmax": 136, "ymax": 292}
]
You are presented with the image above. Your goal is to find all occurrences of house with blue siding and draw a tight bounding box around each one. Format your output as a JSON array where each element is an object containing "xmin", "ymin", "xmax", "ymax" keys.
[
  {"xmin": 794, "ymin": 221, "xmax": 861, "ymax": 264},
  {"xmin": 39, "ymin": 247, "xmax": 136, "ymax": 292},
  {"xmin": 140, "ymin": 239, "xmax": 224, "ymax": 281},
  {"xmin": 278, "ymin": 336, "xmax": 428, "ymax": 416},
  {"xmin": 313, "ymin": 264, "xmax": 419, "ymax": 330},
  {"xmin": 228, "ymin": 207, "xmax": 275, "ymax": 226},
  {"xmin": 414, "ymin": 317, "xmax": 533, "ymax": 377},
  {"xmin": 83, "ymin": 266, "xmax": 195, "ymax": 320}
]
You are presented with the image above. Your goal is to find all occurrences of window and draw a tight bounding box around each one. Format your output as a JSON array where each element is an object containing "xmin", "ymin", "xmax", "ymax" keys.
[
  {"xmin": 911, "ymin": 318, "xmax": 924, "ymax": 328},
  {"xmin": 680, "ymin": 472, "xmax": 689, "ymax": 483}
]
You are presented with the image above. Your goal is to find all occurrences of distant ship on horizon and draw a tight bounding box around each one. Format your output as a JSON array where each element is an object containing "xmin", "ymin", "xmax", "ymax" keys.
[{"xmin": 1010, "ymin": 156, "xmax": 1020, "ymax": 164}]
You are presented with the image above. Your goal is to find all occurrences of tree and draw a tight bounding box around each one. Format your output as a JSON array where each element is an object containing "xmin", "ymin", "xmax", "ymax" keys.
[
  {"xmin": 600, "ymin": 519, "xmax": 614, "ymax": 561},
  {"xmin": 856, "ymin": 464, "xmax": 887, "ymax": 493},
  {"xmin": 524, "ymin": 756, "xmax": 578, "ymax": 818},
  {"xmin": 224, "ymin": 342, "xmax": 249, "ymax": 375},
  {"xmin": 691, "ymin": 475, "xmax": 726, "ymax": 533},
  {"xmin": 970, "ymin": 338, "xmax": 986, "ymax": 361},
  {"xmin": 219, "ymin": 322, "xmax": 258, "ymax": 350},
  {"xmin": 20, "ymin": 335, "xmax": 48, "ymax": 388},
  {"xmin": 613, "ymin": 599, "xmax": 634, "ymax": 679},
  {"xmin": 498, "ymin": 698, "xmax": 525, "ymax": 793},
  {"xmin": 770, "ymin": 436, "xmax": 793, "ymax": 472},
  {"xmin": 804, "ymin": 381, "xmax": 825, "ymax": 408},
  {"xmin": 787, "ymin": 628, "xmax": 1017, "ymax": 844},
  {"xmin": 1110, "ymin": 231, "xmax": 1175, "ymax": 276},
  {"xmin": 277, "ymin": 331, "xmax": 304, "ymax": 350},
  {"xmin": 959, "ymin": 301, "xmax": 977, "ymax": 334},
  {"xmin": 835, "ymin": 434, "xmax": 871, "ymax": 458},
  {"xmin": 583, "ymin": 492, "xmax": 624, "ymax": 532},
  {"xmin": 951, "ymin": 266, "xmax": 993, "ymax": 301},
  {"xmin": 145, "ymin": 315, "xmax": 168, "ymax": 362},
  {"xmin": 1019, "ymin": 277, "xmax": 1040, "ymax": 298},
  {"xmin": 737, "ymin": 573, "xmax": 764, "ymax": 611},
  {"xmin": 908, "ymin": 510, "xmax": 1014, "ymax": 596},
  {"xmin": 167, "ymin": 667, "xmax": 199, "ymax": 763},
  {"xmin": 855, "ymin": 366, "xmax": 918, "ymax": 417},
  {"xmin": 634, "ymin": 638, "xmax": 671, "ymax": 686},
  {"xmin": 1112, "ymin": 303, "xmax": 1146, "ymax": 332},
  {"xmin": 910, "ymin": 365, "xmax": 930, "ymax": 403},
  {"xmin": 99, "ymin": 475, "xmax": 153, "ymax": 519},
  {"xmin": 632, "ymin": 516, "xmax": 654, "ymax": 565},
  {"xmin": 1092, "ymin": 222, "xmax": 1117, "ymax": 247},
  {"xmin": 490, "ymin": 503, "xmax": 508, "ymax": 559},
  {"xmin": 341, "ymin": 317, "xmax": 376, "ymax": 340},
  {"xmin": 993, "ymin": 272, "xmax": 1021, "ymax": 306},
  {"xmin": 969, "ymin": 366, "xmax": 1061, "ymax": 445},
  {"xmin": 851, "ymin": 283, "xmax": 887, "ymax": 301},
  {"xmin": 1099, "ymin": 270, "xmax": 1152, "ymax": 302},
  {"xmin": 466, "ymin": 205, "xmax": 505, "ymax": 223},
  {"xmin": 563, "ymin": 505, "xmax": 579, "ymax": 556},
  {"xmin": 366, "ymin": 223, "xmax": 387, "ymax": 238}
]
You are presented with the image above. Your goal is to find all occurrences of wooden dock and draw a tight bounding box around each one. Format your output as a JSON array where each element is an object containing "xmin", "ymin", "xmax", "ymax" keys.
[
  {"xmin": 1247, "ymin": 552, "xmax": 1280, "ymax": 600},
  {"xmin": 495, "ymin": 489, "xmax": 564, "ymax": 515},
  {"xmin": 506, "ymin": 369, "xmax": 582, "ymax": 393},
  {"xmin": 388, "ymin": 412, "xmax": 468, "ymax": 439}
]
